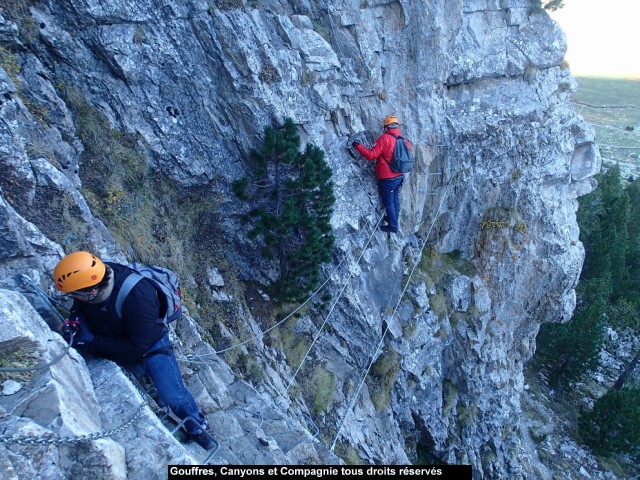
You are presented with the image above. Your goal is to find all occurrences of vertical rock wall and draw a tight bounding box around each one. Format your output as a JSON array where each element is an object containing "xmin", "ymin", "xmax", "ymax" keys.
[{"xmin": 0, "ymin": 0, "xmax": 599, "ymax": 477}]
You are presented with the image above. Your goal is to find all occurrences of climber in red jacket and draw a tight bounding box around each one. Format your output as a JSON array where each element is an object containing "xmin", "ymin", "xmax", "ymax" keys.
[{"xmin": 352, "ymin": 115, "xmax": 411, "ymax": 233}]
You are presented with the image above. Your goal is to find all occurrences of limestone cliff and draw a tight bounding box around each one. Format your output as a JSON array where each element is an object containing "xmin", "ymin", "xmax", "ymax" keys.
[{"xmin": 0, "ymin": 0, "xmax": 601, "ymax": 478}]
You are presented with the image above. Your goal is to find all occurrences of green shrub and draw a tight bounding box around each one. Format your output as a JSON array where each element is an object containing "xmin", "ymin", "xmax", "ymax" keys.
[
  {"xmin": 368, "ymin": 349, "xmax": 400, "ymax": 411},
  {"xmin": 0, "ymin": 346, "xmax": 37, "ymax": 383},
  {"xmin": 580, "ymin": 388, "xmax": 640, "ymax": 456},
  {"xmin": 534, "ymin": 167, "xmax": 640, "ymax": 386},
  {"xmin": 534, "ymin": 277, "xmax": 608, "ymax": 387},
  {"xmin": 307, "ymin": 366, "xmax": 336, "ymax": 415}
]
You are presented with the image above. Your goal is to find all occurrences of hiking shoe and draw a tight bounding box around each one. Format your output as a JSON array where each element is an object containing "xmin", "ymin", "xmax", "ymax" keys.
[
  {"xmin": 189, "ymin": 430, "xmax": 216, "ymax": 450},
  {"xmin": 380, "ymin": 225, "xmax": 397, "ymax": 233}
]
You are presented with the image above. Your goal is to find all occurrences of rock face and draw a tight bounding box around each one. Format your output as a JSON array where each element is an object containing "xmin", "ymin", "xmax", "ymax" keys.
[{"xmin": 0, "ymin": 0, "xmax": 600, "ymax": 478}]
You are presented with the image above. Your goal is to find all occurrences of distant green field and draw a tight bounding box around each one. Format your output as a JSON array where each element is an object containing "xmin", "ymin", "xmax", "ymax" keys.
[{"xmin": 572, "ymin": 77, "xmax": 640, "ymax": 177}]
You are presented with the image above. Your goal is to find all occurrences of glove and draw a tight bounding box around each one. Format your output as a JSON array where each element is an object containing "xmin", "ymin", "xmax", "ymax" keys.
[
  {"xmin": 74, "ymin": 323, "xmax": 95, "ymax": 347},
  {"xmin": 352, "ymin": 141, "xmax": 361, "ymax": 149}
]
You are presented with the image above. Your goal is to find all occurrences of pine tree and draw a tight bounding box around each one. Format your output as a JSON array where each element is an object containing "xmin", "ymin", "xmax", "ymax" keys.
[
  {"xmin": 534, "ymin": 167, "xmax": 624, "ymax": 385},
  {"xmin": 240, "ymin": 118, "xmax": 335, "ymax": 301},
  {"xmin": 535, "ymin": 276, "xmax": 609, "ymax": 386},
  {"xmin": 597, "ymin": 165, "xmax": 630, "ymax": 302},
  {"xmin": 532, "ymin": 0, "xmax": 564, "ymax": 11},
  {"xmin": 624, "ymin": 179, "xmax": 640, "ymax": 303},
  {"xmin": 579, "ymin": 387, "xmax": 640, "ymax": 456},
  {"xmin": 535, "ymin": 167, "xmax": 640, "ymax": 461}
]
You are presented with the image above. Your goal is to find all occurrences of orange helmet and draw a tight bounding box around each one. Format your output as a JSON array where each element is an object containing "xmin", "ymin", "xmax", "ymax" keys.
[
  {"xmin": 53, "ymin": 251, "xmax": 106, "ymax": 293},
  {"xmin": 383, "ymin": 115, "xmax": 399, "ymax": 127}
]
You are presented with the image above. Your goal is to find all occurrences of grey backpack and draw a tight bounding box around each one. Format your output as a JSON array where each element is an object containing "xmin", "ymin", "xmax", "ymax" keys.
[
  {"xmin": 386, "ymin": 132, "xmax": 413, "ymax": 173},
  {"xmin": 115, "ymin": 263, "xmax": 182, "ymax": 325}
]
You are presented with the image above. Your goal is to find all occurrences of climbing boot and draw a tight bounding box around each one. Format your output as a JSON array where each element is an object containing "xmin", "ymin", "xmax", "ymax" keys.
[{"xmin": 189, "ymin": 429, "xmax": 216, "ymax": 450}]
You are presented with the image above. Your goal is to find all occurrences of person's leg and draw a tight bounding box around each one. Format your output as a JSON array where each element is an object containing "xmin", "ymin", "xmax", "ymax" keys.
[
  {"xmin": 393, "ymin": 175, "xmax": 404, "ymax": 229},
  {"xmin": 378, "ymin": 179, "xmax": 397, "ymax": 231},
  {"xmin": 141, "ymin": 334, "xmax": 215, "ymax": 449},
  {"xmin": 142, "ymin": 335, "xmax": 205, "ymax": 434}
]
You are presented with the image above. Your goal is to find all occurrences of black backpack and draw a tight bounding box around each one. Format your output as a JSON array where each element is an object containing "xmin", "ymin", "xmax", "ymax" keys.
[{"xmin": 386, "ymin": 132, "xmax": 413, "ymax": 173}]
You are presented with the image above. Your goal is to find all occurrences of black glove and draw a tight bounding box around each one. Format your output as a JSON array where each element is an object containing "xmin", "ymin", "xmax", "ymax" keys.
[{"xmin": 352, "ymin": 141, "xmax": 361, "ymax": 149}]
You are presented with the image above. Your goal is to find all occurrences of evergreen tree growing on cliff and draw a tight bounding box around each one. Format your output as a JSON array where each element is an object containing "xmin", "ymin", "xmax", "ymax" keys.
[
  {"xmin": 535, "ymin": 277, "xmax": 609, "ymax": 386},
  {"xmin": 237, "ymin": 118, "xmax": 335, "ymax": 301},
  {"xmin": 579, "ymin": 387, "xmax": 640, "ymax": 457},
  {"xmin": 532, "ymin": 0, "xmax": 564, "ymax": 11},
  {"xmin": 534, "ymin": 166, "xmax": 625, "ymax": 385},
  {"xmin": 624, "ymin": 179, "xmax": 640, "ymax": 303},
  {"xmin": 535, "ymin": 169, "xmax": 640, "ymax": 388}
]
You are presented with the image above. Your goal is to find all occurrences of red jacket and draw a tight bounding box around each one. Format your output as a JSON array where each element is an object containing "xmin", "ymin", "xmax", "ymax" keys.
[{"xmin": 355, "ymin": 127, "xmax": 411, "ymax": 179}]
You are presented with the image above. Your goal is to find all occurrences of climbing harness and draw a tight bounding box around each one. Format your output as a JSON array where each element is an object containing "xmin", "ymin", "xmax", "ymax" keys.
[
  {"xmin": 3, "ymin": 279, "xmax": 218, "ymax": 461},
  {"xmin": 3, "ymin": 3, "xmax": 454, "ymax": 460}
]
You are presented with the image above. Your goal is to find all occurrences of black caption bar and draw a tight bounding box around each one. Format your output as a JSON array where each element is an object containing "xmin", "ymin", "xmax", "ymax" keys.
[{"xmin": 168, "ymin": 465, "xmax": 472, "ymax": 479}]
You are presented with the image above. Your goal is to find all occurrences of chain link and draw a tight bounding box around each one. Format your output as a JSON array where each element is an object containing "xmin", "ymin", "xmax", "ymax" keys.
[
  {"xmin": 0, "ymin": 370, "xmax": 150, "ymax": 446},
  {"xmin": 0, "ymin": 405, "xmax": 146, "ymax": 446}
]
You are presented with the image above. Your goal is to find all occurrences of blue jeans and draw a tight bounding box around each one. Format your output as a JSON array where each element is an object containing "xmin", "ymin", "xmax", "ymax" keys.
[
  {"xmin": 378, "ymin": 175, "xmax": 404, "ymax": 231},
  {"xmin": 132, "ymin": 333, "xmax": 206, "ymax": 434}
]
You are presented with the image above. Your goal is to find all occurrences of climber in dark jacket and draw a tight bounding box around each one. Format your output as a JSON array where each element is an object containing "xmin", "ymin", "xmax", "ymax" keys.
[
  {"xmin": 53, "ymin": 251, "xmax": 215, "ymax": 450},
  {"xmin": 352, "ymin": 115, "xmax": 411, "ymax": 233}
]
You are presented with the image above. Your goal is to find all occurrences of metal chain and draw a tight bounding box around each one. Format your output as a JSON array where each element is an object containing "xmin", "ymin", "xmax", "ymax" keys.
[
  {"xmin": 0, "ymin": 369, "xmax": 149, "ymax": 446},
  {"xmin": 0, "ymin": 405, "xmax": 146, "ymax": 446}
]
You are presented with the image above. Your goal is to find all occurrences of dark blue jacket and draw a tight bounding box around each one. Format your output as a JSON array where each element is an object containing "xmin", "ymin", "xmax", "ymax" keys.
[{"xmin": 73, "ymin": 262, "xmax": 166, "ymax": 365}]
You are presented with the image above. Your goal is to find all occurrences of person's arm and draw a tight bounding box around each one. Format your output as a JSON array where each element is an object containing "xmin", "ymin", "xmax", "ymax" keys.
[
  {"xmin": 90, "ymin": 280, "xmax": 161, "ymax": 365},
  {"xmin": 355, "ymin": 134, "xmax": 389, "ymax": 161}
]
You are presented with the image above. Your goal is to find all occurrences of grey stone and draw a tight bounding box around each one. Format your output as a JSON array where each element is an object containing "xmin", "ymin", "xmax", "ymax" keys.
[
  {"xmin": 0, "ymin": 0, "xmax": 605, "ymax": 477},
  {"xmin": 450, "ymin": 276, "xmax": 471, "ymax": 312},
  {"xmin": 2, "ymin": 381, "xmax": 22, "ymax": 396},
  {"xmin": 208, "ymin": 268, "xmax": 225, "ymax": 287}
]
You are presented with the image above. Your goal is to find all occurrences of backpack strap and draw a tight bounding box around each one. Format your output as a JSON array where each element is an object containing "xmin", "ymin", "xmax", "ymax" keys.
[
  {"xmin": 384, "ymin": 132, "xmax": 400, "ymax": 165},
  {"xmin": 115, "ymin": 273, "xmax": 144, "ymax": 319}
]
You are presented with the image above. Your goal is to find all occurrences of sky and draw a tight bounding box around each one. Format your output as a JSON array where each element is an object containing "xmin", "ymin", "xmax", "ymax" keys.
[{"xmin": 549, "ymin": 0, "xmax": 640, "ymax": 78}]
